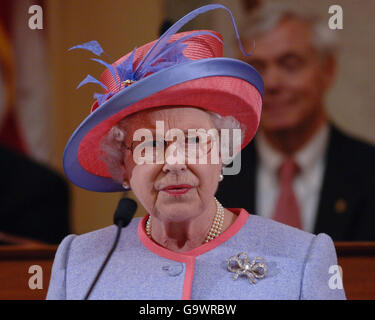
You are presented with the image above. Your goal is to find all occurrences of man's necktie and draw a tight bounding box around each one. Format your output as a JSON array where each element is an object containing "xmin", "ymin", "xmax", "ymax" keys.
[{"xmin": 272, "ymin": 158, "xmax": 302, "ymax": 229}]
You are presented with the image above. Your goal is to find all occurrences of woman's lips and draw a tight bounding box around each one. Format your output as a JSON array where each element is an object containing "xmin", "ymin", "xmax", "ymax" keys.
[{"xmin": 161, "ymin": 184, "xmax": 193, "ymax": 196}]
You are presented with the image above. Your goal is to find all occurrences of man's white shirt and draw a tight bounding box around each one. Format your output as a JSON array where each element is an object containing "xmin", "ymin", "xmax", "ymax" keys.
[{"xmin": 255, "ymin": 125, "xmax": 330, "ymax": 232}]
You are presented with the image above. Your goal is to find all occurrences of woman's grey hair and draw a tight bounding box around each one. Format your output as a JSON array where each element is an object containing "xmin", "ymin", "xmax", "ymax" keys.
[
  {"xmin": 99, "ymin": 110, "xmax": 246, "ymax": 183},
  {"xmin": 241, "ymin": 2, "xmax": 339, "ymax": 58}
]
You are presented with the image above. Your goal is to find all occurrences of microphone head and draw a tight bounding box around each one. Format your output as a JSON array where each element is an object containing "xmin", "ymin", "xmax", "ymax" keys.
[{"xmin": 114, "ymin": 198, "xmax": 137, "ymax": 227}]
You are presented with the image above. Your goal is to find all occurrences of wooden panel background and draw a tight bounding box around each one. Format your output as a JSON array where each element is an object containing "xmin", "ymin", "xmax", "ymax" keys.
[{"xmin": 0, "ymin": 242, "xmax": 374, "ymax": 300}]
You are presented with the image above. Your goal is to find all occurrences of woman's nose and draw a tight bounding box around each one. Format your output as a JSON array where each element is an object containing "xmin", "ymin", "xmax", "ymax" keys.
[{"xmin": 162, "ymin": 162, "xmax": 187, "ymax": 174}]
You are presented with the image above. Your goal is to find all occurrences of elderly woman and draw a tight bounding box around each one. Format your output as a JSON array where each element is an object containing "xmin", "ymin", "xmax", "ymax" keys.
[{"xmin": 47, "ymin": 5, "xmax": 345, "ymax": 300}]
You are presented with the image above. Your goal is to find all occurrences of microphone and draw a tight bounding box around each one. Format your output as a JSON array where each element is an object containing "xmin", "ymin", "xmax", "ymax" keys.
[
  {"xmin": 114, "ymin": 197, "xmax": 137, "ymax": 228},
  {"xmin": 84, "ymin": 197, "xmax": 137, "ymax": 300}
]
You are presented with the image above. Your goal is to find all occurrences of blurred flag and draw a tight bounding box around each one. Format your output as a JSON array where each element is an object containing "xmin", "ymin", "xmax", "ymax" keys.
[{"xmin": 0, "ymin": 0, "xmax": 50, "ymax": 164}]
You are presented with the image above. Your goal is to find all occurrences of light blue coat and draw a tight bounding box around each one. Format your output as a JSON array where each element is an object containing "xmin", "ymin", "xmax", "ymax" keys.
[{"xmin": 46, "ymin": 210, "xmax": 346, "ymax": 300}]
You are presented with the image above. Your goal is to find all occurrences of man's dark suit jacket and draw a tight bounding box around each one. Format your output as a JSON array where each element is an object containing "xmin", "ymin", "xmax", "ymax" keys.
[
  {"xmin": 0, "ymin": 146, "xmax": 70, "ymax": 244},
  {"xmin": 216, "ymin": 125, "xmax": 375, "ymax": 241}
]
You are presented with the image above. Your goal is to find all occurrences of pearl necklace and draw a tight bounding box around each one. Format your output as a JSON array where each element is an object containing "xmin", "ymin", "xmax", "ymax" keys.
[{"xmin": 145, "ymin": 197, "xmax": 225, "ymax": 243}]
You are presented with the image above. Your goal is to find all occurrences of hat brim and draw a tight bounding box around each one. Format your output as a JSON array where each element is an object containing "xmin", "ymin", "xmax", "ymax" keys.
[{"xmin": 63, "ymin": 58, "xmax": 263, "ymax": 192}]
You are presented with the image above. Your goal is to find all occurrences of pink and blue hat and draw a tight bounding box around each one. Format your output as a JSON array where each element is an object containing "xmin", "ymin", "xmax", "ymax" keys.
[{"xmin": 63, "ymin": 4, "xmax": 264, "ymax": 192}]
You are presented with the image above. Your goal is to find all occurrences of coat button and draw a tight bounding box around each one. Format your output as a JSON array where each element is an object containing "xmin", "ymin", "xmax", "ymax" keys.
[{"xmin": 162, "ymin": 263, "xmax": 184, "ymax": 276}]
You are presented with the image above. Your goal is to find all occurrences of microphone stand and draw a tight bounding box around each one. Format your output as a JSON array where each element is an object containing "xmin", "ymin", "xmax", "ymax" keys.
[
  {"xmin": 84, "ymin": 221, "xmax": 124, "ymax": 300},
  {"xmin": 83, "ymin": 197, "xmax": 137, "ymax": 300}
]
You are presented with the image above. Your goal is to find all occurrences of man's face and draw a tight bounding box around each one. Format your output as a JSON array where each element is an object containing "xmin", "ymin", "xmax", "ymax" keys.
[{"xmin": 243, "ymin": 18, "xmax": 335, "ymax": 132}]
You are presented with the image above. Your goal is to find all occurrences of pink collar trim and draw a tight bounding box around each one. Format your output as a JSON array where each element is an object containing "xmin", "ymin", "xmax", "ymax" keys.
[{"xmin": 137, "ymin": 208, "xmax": 249, "ymax": 262}]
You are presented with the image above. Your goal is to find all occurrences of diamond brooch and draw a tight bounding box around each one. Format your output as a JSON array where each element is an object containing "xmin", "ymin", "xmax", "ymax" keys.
[{"xmin": 227, "ymin": 252, "xmax": 267, "ymax": 284}]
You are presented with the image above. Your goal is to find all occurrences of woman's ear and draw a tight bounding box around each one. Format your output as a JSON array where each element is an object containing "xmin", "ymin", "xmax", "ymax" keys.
[
  {"xmin": 120, "ymin": 156, "xmax": 131, "ymax": 190},
  {"xmin": 121, "ymin": 164, "xmax": 131, "ymax": 190},
  {"xmin": 218, "ymin": 165, "xmax": 224, "ymax": 182}
]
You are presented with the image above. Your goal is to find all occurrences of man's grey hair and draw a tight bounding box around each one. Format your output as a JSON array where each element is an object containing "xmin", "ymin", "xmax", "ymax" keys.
[{"xmin": 240, "ymin": 1, "xmax": 339, "ymax": 58}]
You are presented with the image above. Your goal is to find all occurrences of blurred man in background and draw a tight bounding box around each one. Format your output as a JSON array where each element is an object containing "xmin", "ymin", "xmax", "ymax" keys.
[
  {"xmin": 0, "ymin": 145, "xmax": 70, "ymax": 244},
  {"xmin": 216, "ymin": 2, "xmax": 375, "ymax": 241},
  {"xmin": 0, "ymin": 0, "xmax": 70, "ymax": 244}
]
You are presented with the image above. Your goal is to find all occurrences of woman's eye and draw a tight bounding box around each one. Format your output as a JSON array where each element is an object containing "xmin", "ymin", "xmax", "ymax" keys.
[
  {"xmin": 142, "ymin": 140, "xmax": 164, "ymax": 148},
  {"xmin": 187, "ymin": 136, "xmax": 200, "ymax": 144},
  {"xmin": 154, "ymin": 140, "xmax": 166, "ymax": 147}
]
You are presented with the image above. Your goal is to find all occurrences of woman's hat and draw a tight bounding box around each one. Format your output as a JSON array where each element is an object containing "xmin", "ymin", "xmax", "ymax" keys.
[{"xmin": 63, "ymin": 4, "xmax": 264, "ymax": 192}]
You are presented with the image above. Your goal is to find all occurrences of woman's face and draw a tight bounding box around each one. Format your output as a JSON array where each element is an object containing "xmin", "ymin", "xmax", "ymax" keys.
[{"xmin": 122, "ymin": 106, "xmax": 222, "ymax": 222}]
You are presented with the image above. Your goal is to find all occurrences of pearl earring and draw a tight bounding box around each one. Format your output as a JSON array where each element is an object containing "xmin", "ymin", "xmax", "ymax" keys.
[
  {"xmin": 122, "ymin": 181, "xmax": 131, "ymax": 190},
  {"xmin": 219, "ymin": 174, "xmax": 224, "ymax": 182}
]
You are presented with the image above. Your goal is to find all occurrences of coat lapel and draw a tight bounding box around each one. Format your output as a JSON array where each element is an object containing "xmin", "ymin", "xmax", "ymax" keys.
[{"xmin": 313, "ymin": 125, "xmax": 358, "ymax": 239}]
